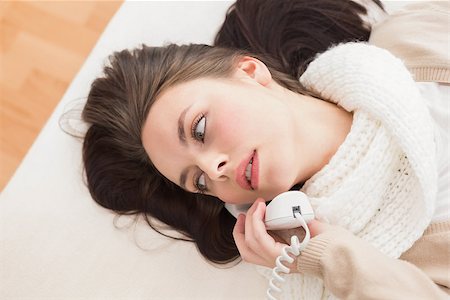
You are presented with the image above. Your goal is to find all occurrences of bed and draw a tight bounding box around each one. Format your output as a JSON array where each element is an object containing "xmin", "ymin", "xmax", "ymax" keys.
[{"xmin": 0, "ymin": 1, "xmax": 423, "ymax": 299}]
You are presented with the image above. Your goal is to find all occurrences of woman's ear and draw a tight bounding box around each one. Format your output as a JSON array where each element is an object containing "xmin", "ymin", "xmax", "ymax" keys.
[{"xmin": 236, "ymin": 56, "xmax": 272, "ymax": 86}]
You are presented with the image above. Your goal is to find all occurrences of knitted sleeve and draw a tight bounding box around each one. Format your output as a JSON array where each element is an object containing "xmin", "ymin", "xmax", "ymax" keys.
[{"xmin": 296, "ymin": 222, "xmax": 450, "ymax": 299}]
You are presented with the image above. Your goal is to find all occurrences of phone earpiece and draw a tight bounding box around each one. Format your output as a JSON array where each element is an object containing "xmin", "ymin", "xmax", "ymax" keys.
[{"xmin": 265, "ymin": 191, "xmax": 314, "ymax": 230}]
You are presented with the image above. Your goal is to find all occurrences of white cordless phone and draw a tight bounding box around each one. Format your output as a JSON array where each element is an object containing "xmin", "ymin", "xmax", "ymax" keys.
[{"xmin": 225, "ymin": 191, "xmax": 315, "ymax": 300}]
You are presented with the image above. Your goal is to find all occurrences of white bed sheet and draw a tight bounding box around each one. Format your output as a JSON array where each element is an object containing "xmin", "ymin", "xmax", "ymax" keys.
[
  {"xmin": 0, "ymin": 1, "xmax": 424, "ymax": 299},
  {"xmin": 0, "ymin": 1, "xmax": 267, "ymax": 299}
]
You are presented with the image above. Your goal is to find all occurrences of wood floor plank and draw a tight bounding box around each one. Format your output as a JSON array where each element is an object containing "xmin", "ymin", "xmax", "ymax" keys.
[
  {"xmin": 27, "ymin": 1, "xmax": 96, "ymax": 25},
  {"xmin": 1, "ymin": 33, "xmax": 82, "ymax": 90},
  {"xmin": 0, "ymin": 1, "xmax": 122, "ymax": 191},
  {"xmin": 0, "ymin": 21, "xmax": 19, "ymax": 52},
  {"xmin": 0, "ymin": 2, "xmax": 12, "ymax": 20},
  {"xmin": 3, "ymin": 2, "xmax": 99, "ymax": 54},
  {"xmin": 87, "ymin": 1, "xmax": 123, "ymax": 31}
]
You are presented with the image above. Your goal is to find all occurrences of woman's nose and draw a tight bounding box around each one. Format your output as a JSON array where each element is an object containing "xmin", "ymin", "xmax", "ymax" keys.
[{"xmin": 199, "ymin": 154, "xmax": 229, "ymax": 181}]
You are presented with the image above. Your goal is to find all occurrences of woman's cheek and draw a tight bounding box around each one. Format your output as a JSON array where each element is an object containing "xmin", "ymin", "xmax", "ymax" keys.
[
  {"xmin": 217, "ymin": 190, "xmax": 253, "ymax": 205},
  {"xmin": 215, "ymin": 110, "xmax": 245, "ymax": 145},
  {"xmin": 214, "ymin": 181, "xmax": 254, "ymax": 204}
]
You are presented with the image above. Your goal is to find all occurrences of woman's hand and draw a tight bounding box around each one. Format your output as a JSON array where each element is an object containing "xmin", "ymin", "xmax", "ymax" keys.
[
  {"xmin": 233, "ymin": 198, "xmax": 288, "ymax": 269},
  {"xmin": 308, "ymin": 218, "xmax": 333, "ymax": 237},
  {"xmin": 232, "ymin": 198, "xmax": 334, "ymax": 272}
]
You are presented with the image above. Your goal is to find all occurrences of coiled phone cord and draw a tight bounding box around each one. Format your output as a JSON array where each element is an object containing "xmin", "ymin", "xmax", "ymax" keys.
[{"xmin": 266, "ymin": 212, "xmax": 311, "ymax": 300}]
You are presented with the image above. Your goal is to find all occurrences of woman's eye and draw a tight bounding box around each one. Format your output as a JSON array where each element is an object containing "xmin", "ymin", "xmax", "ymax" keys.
[
  {"xmin": 193, "ymin": 115, "xmax": 206, "ymax": 142},
  {"xmin": 195, "ymin": 173, "xmax": 207, "ymax": 193}
]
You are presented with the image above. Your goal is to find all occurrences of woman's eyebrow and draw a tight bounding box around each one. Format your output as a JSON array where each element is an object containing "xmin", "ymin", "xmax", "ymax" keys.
[
  {"xmin": 179, "ymin": 168, "xmax": 188, "ymax": 190},
  {"xmin": 178, "ymin": 104, "xmax": 193, "ymax": 189},
  {"xmin": 177, "ymin": 104, "xmax": 192, "ymax": 146}
]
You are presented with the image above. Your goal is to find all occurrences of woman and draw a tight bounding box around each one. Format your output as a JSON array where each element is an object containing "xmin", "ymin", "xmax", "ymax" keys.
[
  {"xmin": 81, "ymin": 0, "xmax": 449, "ymax": 298},
  {"xmin": 215, "ymin": 1, "xmax": 449, "ymax": 298}
]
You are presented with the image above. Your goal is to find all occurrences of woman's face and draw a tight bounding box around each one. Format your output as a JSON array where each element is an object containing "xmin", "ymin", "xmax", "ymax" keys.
[{"xmin": 142, "ymin": 57, "xmax": 326, "ymax": 204}]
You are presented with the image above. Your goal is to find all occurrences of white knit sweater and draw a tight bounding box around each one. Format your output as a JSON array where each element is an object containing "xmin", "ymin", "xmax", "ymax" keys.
[{"xmin": 258, "ymin": 42, "xmax": 438, "ymax": 299}]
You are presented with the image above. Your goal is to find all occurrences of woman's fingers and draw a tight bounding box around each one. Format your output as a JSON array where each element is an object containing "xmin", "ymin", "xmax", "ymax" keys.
[
  {"xmin": 243, "ymin": 199, "xmax": 259, "ymax": 245},
  {"xmin": 233, "ymin": 201, "xmax": 340, "ymax": 271},
  {"xmin": 244, "ymin": 198, "xmax": 264, "ymax": 248},
  {"xmin": 251, "ymin": 201, "xmax": 285, "ymax": 258},
  {"xmin": 233, "ymin": 214, "xmax": 267, "ymax": 266},
  {"xmin": 232, "ymin": 197, "xmax": 341, "ymax": 272},
  {"xmin": 308, "ymin": 219, "xmax": 331, "ymax": 237},
  {"xmin": 233, "ymin": 198, "xmax": 288, "ymax": 268}
]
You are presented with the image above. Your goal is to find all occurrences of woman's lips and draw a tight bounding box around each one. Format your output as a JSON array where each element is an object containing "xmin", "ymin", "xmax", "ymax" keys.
[
  {"xmin": 236, "ymin": 150, "xmax": 259, "ymax": 190},
  {"xmin": 251, "ymin": 151, "xmax": 259, "ymax": 189}
]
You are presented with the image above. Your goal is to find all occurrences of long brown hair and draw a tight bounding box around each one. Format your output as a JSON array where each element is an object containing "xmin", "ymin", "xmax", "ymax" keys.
[
  {"xmin": 82, "ymin": 44, "xmax": 310, "ymax": 263},
  {"xmin": 214, "ymin": 0, "xmax": 384, "ymax": 78},
  {"xmin": 81, "ymin": 0, "xmax": 382, "ymax": 264}
]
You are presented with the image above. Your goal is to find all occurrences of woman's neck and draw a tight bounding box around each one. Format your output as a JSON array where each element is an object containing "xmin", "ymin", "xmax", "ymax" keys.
[{"xmin": 285, "ymin": 89, "xmax": 353, "ymax": 182}]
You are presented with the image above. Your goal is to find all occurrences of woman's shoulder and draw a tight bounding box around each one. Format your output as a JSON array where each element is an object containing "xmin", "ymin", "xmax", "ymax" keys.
[
  {"xmin": 369, "ymin": 2, "xmax": 450, "ymax": 83},
  {"xmin": 423, "ymin": 219, "xmax": 450, "ymax": 236},
  {"xmin": 400, "ymin": 219, "xmax": 450, "ymax": 291},
  {"xmin": 403, "ymin": 219, "xmax": 450, "ymax": 254}
]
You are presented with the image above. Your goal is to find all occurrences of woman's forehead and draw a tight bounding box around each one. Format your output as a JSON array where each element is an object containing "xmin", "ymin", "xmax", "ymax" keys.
[
  {"xmin": 141, "ymin": 103, "xmax": 181, "ymax": 179},
  {"xmin": 158, "ymin": 76, "xmax": 238, "ymax": 101}
]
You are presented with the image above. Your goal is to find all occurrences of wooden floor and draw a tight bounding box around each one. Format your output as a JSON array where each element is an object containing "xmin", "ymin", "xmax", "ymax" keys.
[{"xmin": 0, "ymin": 1, "xmax": 123, "ymax": 191}]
